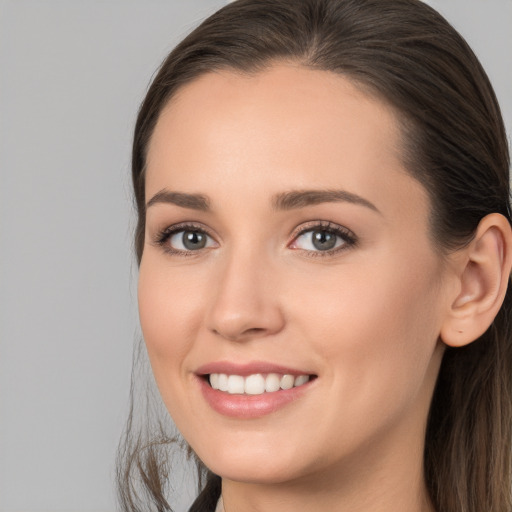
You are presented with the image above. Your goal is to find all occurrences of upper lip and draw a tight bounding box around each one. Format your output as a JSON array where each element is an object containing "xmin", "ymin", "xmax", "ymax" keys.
[{"xmin": 195, "ymin": 360, "xmax": 315, "ymax": 377}]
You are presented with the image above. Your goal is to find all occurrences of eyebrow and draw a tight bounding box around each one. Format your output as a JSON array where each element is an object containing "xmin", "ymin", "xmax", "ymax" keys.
[
  {"xmin": 271, "ymin": 189, "xmax": 380, "ymax": 213},
  {"xmin": 146, "ymin": 190, "xmax": 210, "ymax": 211},
  {"xmin": 146, "ymin": 188, "xmax": 380, "ymax": 214}
]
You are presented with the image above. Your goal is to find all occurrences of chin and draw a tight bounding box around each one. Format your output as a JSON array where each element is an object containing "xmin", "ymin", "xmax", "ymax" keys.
[
  {"xmin": 193, "ymin": 436, "xmax": 316, "ymax": 485},
  {"xmin": 206, "ymin": 459, "xmax": 301, "ymax": 485}
]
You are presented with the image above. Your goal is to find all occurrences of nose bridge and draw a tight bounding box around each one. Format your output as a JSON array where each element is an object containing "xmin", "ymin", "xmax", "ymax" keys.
[{"xmin": 206, "ymin": 241, "xmax": 284, "ymax": 341}]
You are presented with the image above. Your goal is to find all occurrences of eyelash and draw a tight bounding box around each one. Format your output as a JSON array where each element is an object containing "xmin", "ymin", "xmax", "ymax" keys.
[
  {"xmin": 154, "ymin": 222, "xmax": 216, "ymax": 257},
  {"xmin": 290, "ymin": 221, "xmax": 357, "ymax": 257},
  {"xmin": 153, "ymin": 221, "xmax": 357, "ymax": 257}
]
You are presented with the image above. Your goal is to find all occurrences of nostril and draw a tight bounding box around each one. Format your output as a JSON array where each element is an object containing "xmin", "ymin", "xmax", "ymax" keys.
[
  {"xmin": 212, "ymin": 326, "xmax": 268, "ymax": 342},
  {"xmin": 246, "ymin": 327, "xmax": 266, "ymax": 335}
]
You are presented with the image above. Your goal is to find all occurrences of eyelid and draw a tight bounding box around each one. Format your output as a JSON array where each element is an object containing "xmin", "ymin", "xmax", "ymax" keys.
[
  {"xmin": 151, "ymin": 220, "xmax": 357, "ymax": 257},
  {"xmin": 152, "ymin": 221, "xmax": 218, "ymax": 255},
  {"xmin": 288, "ymin": 220, "xmax": 357, "ymax": 255}
]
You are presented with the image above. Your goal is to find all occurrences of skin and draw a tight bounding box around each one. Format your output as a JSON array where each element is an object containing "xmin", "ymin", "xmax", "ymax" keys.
[{"xmin": 138, "ymin": 64, "xmax": 483, "ymax": 512}]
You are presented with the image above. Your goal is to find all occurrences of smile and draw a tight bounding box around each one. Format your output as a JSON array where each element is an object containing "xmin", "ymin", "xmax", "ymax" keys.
[
  {"xmin": 209, "ymin": 373, "xmax": 310, "ymax": 395},
  {"xmin": 197, "ymin": 363, "xmax": 317, "ymax": 418}
]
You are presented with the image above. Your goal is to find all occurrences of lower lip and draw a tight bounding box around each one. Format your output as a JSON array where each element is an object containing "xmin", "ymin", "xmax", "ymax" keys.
[{"xmin": 198, "ymin": 376, "xmax": 314, "ymax": 419}]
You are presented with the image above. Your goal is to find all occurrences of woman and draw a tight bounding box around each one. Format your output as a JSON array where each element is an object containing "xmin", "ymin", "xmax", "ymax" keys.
[{"xmin": 117, "ymin": 0, "xmax": 512, "ymax": 511}]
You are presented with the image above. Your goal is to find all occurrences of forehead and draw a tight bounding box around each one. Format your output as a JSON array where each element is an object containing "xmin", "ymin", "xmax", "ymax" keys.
[
  {"xmin": 147, "ymin": 64, "xmax": 402, "ymax": 178},
  {"xmin": 145, "ymin": 63, "xmax": 428, "ymax": 224}
]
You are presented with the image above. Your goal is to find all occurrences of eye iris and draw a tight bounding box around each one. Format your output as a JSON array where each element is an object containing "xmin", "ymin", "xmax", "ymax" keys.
[
  {"xmin": 182, "ymin": 231, "xmax": 206, "ymax": 250},
  {"xmin": 312, "ymin": 230, "xmax": 337, "ymax": 250}
]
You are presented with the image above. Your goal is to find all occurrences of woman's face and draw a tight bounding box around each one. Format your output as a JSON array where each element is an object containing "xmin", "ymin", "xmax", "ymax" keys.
[{"xmin": 139, "ymin": 64, "xmax": 454, "ymax": 485}]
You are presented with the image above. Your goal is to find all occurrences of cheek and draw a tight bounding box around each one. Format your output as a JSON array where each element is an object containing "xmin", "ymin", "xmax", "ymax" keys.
[
  {"xmin": 288, "ymin": 251, "xmax": 443, "ymax": 404},
  {"xmin": 137, "ymin": 257, "xmax": 211, "ymax": 430},
  {"xmin": 138, "ymin": 257, "xmax": 203, "ymax": 369},
  {"xmin": 282, "ymin": 260, "xmax": 443, "ymax": 459}
]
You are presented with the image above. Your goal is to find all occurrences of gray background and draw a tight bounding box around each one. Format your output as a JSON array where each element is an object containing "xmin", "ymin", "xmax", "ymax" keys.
[{"xmin": 0, "ymin": 1, "xmax": 510, "ymax": 511}]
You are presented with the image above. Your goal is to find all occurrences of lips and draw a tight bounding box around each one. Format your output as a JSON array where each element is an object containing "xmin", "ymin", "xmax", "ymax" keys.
[
  {"xmin": 197, "ymin": 360, "xmax": 314, "ymax": 376},
  {"xmin": 196, "ymin": 361, "xmax": 317, "ymax": 418}
]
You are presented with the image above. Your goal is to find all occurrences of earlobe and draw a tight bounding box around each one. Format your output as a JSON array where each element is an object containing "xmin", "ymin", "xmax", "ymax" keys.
[{"xmin": 440, "ymin": 213, "xmax": 512, "ymax": 348}]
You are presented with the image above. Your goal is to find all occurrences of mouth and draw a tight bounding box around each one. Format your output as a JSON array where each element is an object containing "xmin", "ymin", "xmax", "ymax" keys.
[
  {"xmin": 195, "ymin": 361, "xmax": 317, "ymax": 417},
  {"xmin": 206, "ymin": 372, "xmax": 315, "ymax": 395}
]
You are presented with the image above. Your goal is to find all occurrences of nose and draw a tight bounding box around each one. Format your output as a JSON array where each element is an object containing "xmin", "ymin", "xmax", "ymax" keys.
[{"xmin": 205, "ymin": 248, "xmax": 285, "ymax": 342}]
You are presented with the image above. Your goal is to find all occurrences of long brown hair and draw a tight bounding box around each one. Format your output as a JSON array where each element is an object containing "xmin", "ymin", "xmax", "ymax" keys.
[{"xmin": 117, "ymin": 1, "xmax": 512, "ymax": 510}]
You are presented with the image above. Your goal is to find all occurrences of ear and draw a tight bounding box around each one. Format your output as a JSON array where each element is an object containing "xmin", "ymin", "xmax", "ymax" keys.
[{"xmin": 440, "ymin": 213, "xmax": 512, "ymax": 347}]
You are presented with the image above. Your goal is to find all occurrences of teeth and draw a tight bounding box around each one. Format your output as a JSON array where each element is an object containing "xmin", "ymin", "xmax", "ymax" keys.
[
  {"xmin": 265, "ymin": 373, "xmax": 281, "ymax": 392},
  {"xmin": 280, "ymin": 374, "xmax": 294, "ymax": 390},
  {"xmin": 209, "ymin": 373, "xmax": 219, "ymax": 389},
  {"xmin": 227, "ymin": 375, "xmax": 245, "ymax": 394},
  {"xmin": 245, "ymin": 374, "xmax": 265, "ymax": 395},
  {"xmin": 294, "ymin": 375, "xmax": 309, "ymax": 386},
  {"xmin": 218, "ymin": 373, "xmax": 229, "ymax": 392},
  {"xmin": 209, "ymin": 373, "xmax": 310, "ymax": 395}
]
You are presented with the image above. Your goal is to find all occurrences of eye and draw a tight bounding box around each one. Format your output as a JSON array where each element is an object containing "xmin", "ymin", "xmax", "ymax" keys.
[
  {"xmin": 171, "ymin": 229, "xmax": 214, "ymax": 250},
  {"xmin": 155, "ymin": 225, "xmax": 217, "ymax": 254},
  {"xmin": 290, "ymin": 222, "xmax": 356, "ymax": 254}
]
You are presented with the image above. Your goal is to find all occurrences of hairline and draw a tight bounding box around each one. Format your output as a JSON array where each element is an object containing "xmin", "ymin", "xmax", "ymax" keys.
[{"xmin": 141, "ymin": 58, "xmax": 448, "ymax": 257}]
